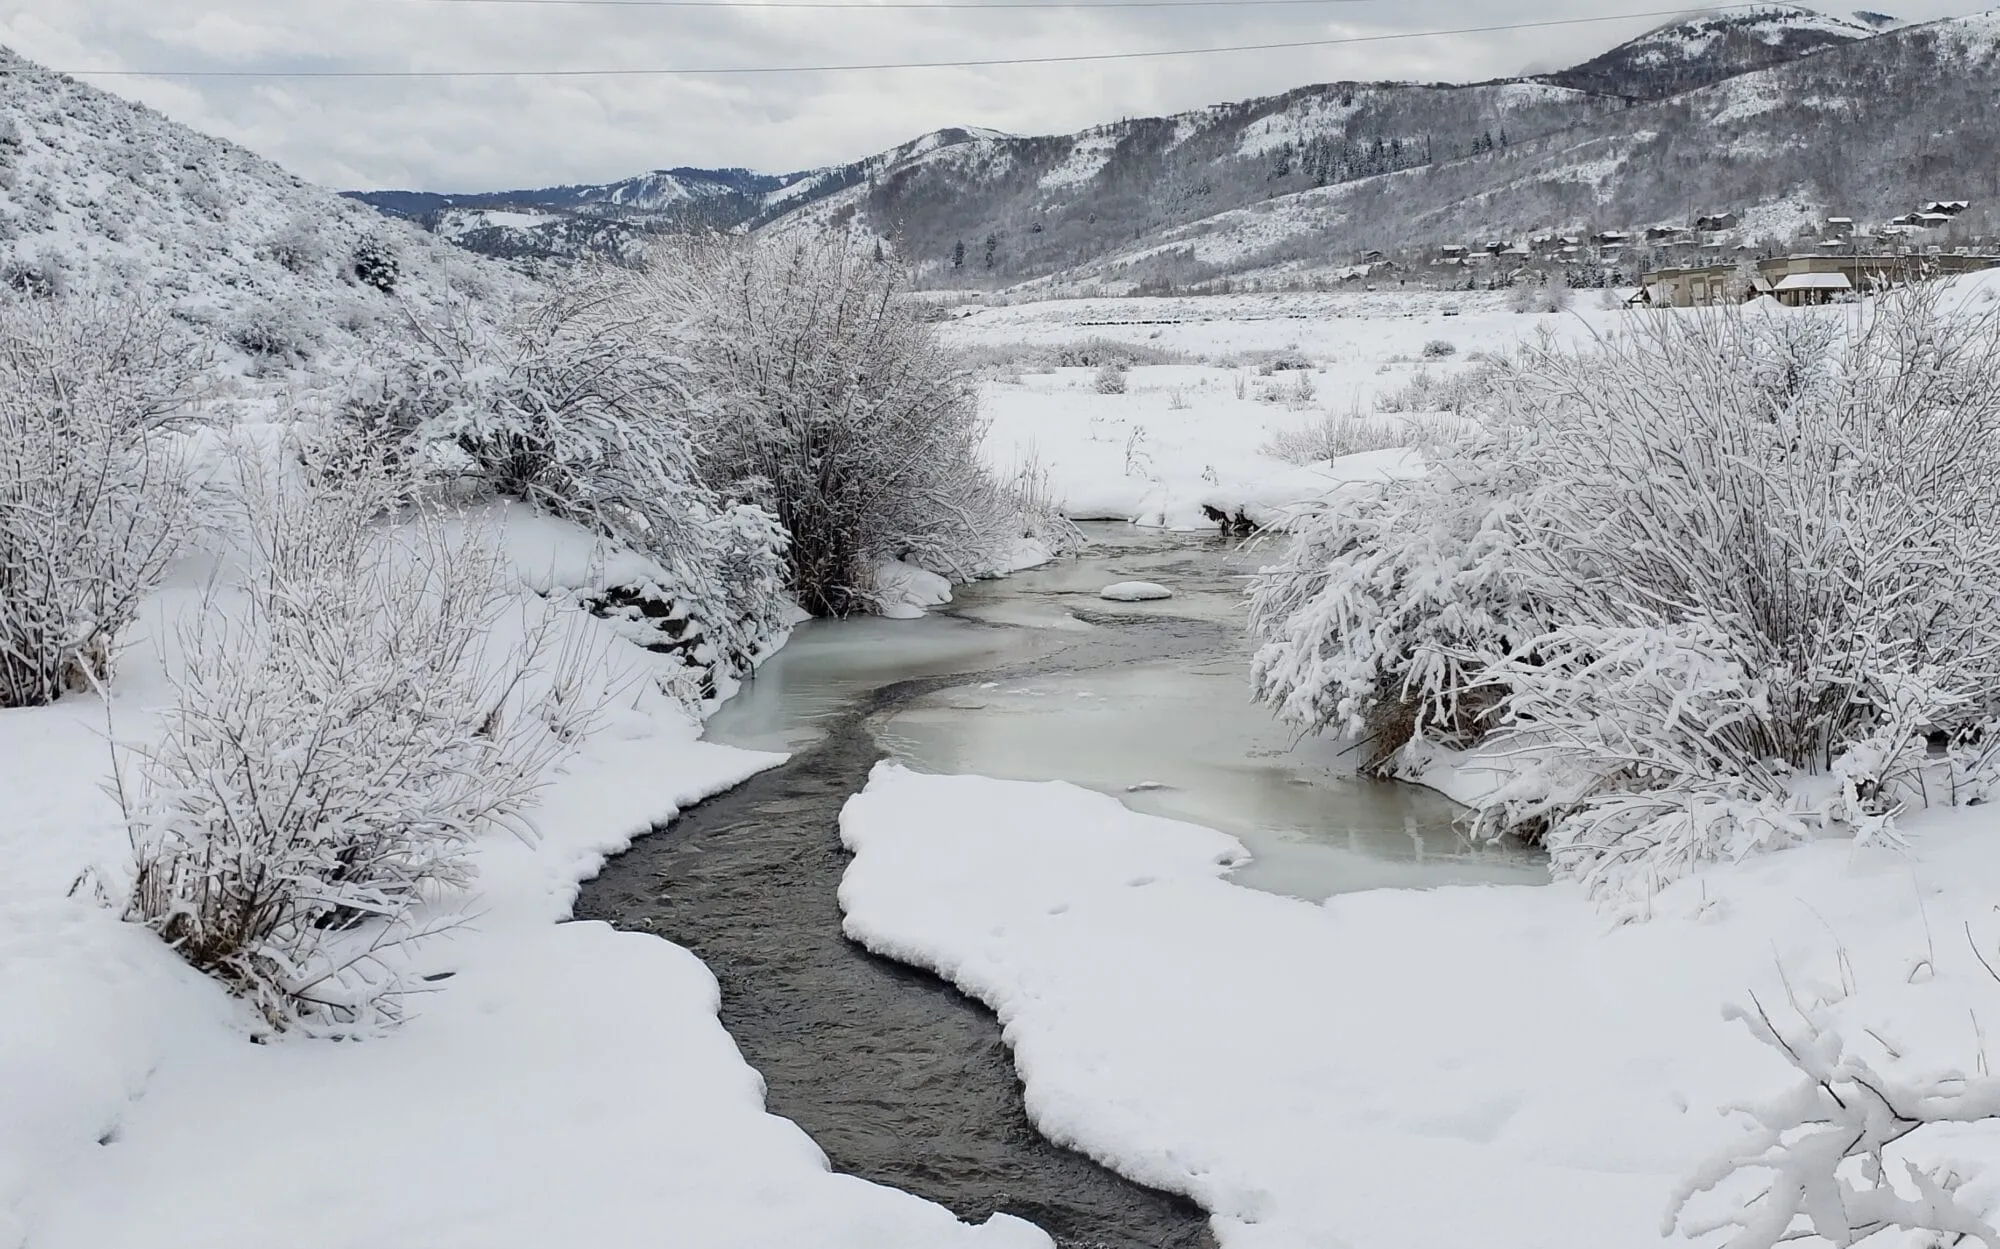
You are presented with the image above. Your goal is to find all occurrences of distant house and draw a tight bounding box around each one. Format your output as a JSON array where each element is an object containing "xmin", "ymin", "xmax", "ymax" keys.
[
  {"xmin": 1825, "ymin": 216, "xmax": 1855, "ymax": 236},
  {"xmin": 1761, "ymin": 252, "xmax": 2000, "ymax": 305},
  {"xmin": 1438, "ymin": 244, "xmax": 1469, "ymax": 258},
  {"xmin": 1594, "ymin": 230, "xmax": 1632, "ymax": 247},
  {"xmin": 1921, "ymin": 200, "xmax": 1971, "ymax": 216},
  {"xmin": 1637, "ymin": 263, "xmax": 1742, "ymax": 307},
  {"xmin": 1770, "ymin": 272, "xmax": 1853, "ymax": 304},
  {"xmin": 1694, "ymin": 212, "xmax": 1740, "ymax": 233}
]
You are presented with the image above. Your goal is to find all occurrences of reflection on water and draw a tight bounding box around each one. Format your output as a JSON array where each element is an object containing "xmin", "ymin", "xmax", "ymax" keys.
[{"xmin": 705, "ymin": 524, "xmax": 1544, "ymax": 901}]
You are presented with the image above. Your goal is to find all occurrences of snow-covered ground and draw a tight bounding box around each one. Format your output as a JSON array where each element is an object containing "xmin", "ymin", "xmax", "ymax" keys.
[
  {"xmin": 19, "ymin": 282, "xmax": 2000, "ymax": 1249},
  {"xmin": 946, "ymin": 290, "xmax": 1616, "ymax": 528},
  {"xmin": 0, "ymin": 508, "xmax": 1046, "ymax": 1249},
  {"xmin": 841, "ymin": 764, "xmax": 2000, "ymax": 1249}
]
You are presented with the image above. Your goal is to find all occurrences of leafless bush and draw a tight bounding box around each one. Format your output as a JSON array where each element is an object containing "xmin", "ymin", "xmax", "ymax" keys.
[
  {"xmin": 955, "ymin": 337, "xmax": 1189, "ymax": 378},
  {"xmin": 1373, "ymin": 362, "xmax": 1505, "ymax": 413},
  {"xmin": 1476, "ymin": 294, "xmax": 2000, "ymax": 892},
  {"xmin": 1249, "ymin": 440, "xmax": 1534, "ymax": 769},
  {"xmin": 1253, "ymin": 292, "xmax": 2000, "ymax": 891},
  {"xmin": 1507, "ymin": 275, "xmax": 1573, "ymax": 314},
  {"xmin": 122, "ymin": 442, "xmax": 599, "ymax": 1034},
  {"xmin": 1261, "ymin": 408, "xmax": 1468, "ymax": 464},
  {"xmin": 1007, "ymin": 447, "xmax": 1085, "ymax": 558},
  {"xmin": 359, "ymin": 272, "xmax": 792, "ymax": 672},
  {"xmin": 1093, "ymin": 362, "xmax": 1129, "ymax": 394},
  {"xmin": 654, "ymin": 237, "xmax": 1014, "ymax": 616},
  {"xmin": 0, "ymin": 297, "xmax": 208, "ymax": 707},
  {"xmin": 1420, "ymin": 339, "xmax": 1458, "ymax": 360}
]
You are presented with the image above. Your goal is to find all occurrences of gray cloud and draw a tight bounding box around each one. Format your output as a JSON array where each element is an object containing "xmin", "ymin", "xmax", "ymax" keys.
[{"xmin": 1, "ymin": 0, "xmax": 1983, "ymax": 189}]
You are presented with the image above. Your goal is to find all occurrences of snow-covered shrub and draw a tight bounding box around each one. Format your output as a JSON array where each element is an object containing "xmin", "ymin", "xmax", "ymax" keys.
[
  {"xmin": 122, "ymin": 442, "xmax": 596, "ymax": 1033},
  {"xmin": 1253, "ymin": 292, "xmax": 2000, "ymax": 891},
  {"xmin": 1508, "ymin": 274, "xmax": 1573, "ymax": 314},
  {"xmin": 1420, "ymin": 339, "xmax": 1458, "ymax": 360},
  {"xmin": 1373, "ymin": 361, "xmax": 1504, "ymax": 413},
  {"xmin": 1483, "ymin": 296, "xmax": 2000, "ymax": 889},
  {"xmin": 956, "ymin": 338, "xmax": 1186, "ymax": 377},
  {"xmin": 2, "ymin": 255, "xmax": 64, "ymax": 299},
  {"xmin": 657, "ymin": 238, "xmax": 1013, "ymax": 616},
  {"xmin": 1671, "ymin": 996, "xmax": 2000, "ymax": 1248},
  {"xmin": 258, "ymin": 216, "xmax": 326, "ymax": 276},
  {"xmin": 350, "ymin": 238, "xmax": 399, "ymax": 293},
  {"xmin": 354, "ymin": 272, "xmax": 792, "ymax": 680},
  {"xmin": 0, "ymin": 297, "xmax": 207, "ymax": 707},
  {"xmin": 1007, "ymin": 447, "xmax": 1086, "ymax": 559},
  {"xmin": 1261, "ymin": 409, "xmax": 1468, "ymax": 465},
  {"xmin": 231, "ymin": 297, "xmax": 321, "ymax": 370},
  {"xmin": 1249, "ymin": 440, "xmax": 1534, "ymax": 771},
  {"xmin": 1093, "ymin": 362, "xmax": 1128, "ymax": 394}
]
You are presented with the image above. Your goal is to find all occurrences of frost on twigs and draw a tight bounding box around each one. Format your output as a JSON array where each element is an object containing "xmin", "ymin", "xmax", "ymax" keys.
[
  {"xmin": 1670, "ymin": 995, "xmax": 2000, "ymax": 1249},
  {"xmin": 345, "ymin": 267, "xmax": 792, "ymax": 686},
  {"xmin": 1250, "ymin": 290, "xmax": 2000, "ymax": 896},
  {"xmin": 0, "ymin": 296, "xmax": 209, "ymax": 708},
  {"xmin": 120, "ymin": 441, "xmax": 603, "ymax": 1035},
  {"xmin": 654, "ymin": 237, "xmax": 1015, "ymax": 617}
]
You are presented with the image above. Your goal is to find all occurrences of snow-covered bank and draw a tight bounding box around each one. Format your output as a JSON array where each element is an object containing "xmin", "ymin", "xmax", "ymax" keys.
[
  {"xmin": 1, "ymin": 517, "xmax": 1049, "ymax": 1249},
  {"xmin": 840, "ymin": 764, "xmax": 2000, "ymax": 1248}
]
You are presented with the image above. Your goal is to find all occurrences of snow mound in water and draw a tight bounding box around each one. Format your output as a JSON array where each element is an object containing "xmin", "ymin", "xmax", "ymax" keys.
[
  {"xmin": 871, "ymin": 560, "xmax": 955, "ymax": 619},
  {"xmin": 1099, "ymin": 582, "xmax": 1174, "ymax": 602}
]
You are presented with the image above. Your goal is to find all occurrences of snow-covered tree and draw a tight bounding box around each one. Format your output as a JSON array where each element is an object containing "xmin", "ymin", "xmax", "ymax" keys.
[
  {"xmin": 649, "ymin": 237, "xmax": 1013, "ymax": 617},
  {"xmin": 351, "ymin": 268, "xmax": 791, "ymax": 677},
  {"xmin": 0, "ymin": 297, "xmax": 208, "ymax": 707}
]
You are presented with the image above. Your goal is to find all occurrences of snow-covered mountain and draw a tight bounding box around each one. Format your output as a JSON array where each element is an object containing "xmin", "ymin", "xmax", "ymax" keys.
[
  {"xmin": 348, "ymin": 166, "xmax": 797, "ymax": 233},
  {"xmin": 1539, "ymin": 4, "xmax": 1882, "ymax": 100},
  {"xmin": 0, "ymin": 48, "xmax": 511, "ymax": 370},
  {"xmin": 346, "ymin": 4, "xmax": 2000, "ymax": 290},
  {"xmin": 1035, "ymin": 9, "xmax": 1996, "ymax": 294}
]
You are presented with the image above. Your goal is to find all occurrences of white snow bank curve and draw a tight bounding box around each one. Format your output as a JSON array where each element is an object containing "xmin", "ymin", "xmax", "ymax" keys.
[{"xmin": 837, "ymin": 764, "xmax": 2000, "ymax": 1249}]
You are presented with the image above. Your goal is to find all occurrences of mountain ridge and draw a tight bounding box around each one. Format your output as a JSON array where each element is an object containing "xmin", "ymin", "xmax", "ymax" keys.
[{"xmin": 340, "ymin": 5, "xmax": 2000, "ymax": 288}]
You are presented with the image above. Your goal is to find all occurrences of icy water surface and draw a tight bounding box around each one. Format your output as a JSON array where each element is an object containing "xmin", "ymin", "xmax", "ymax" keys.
[
  {"xmin": 712, "ymin": 524, "xmax": 1544, "ymax": 900},
  {"xmin": 578, "ymin": 524, "xmax": 1542, "ymax": 1249}
]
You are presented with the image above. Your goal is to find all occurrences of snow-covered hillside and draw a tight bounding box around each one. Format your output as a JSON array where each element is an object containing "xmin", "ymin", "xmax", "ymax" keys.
[
  {"xmin": 0, "ymin": 49, "xmax": 513, "ymax": 370},
  {"xmin": 1541, "ymin": 4, "xmax": 1879, "ymax": 99}
]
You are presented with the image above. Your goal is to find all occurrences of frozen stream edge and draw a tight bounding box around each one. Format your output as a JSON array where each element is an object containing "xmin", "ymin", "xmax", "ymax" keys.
[{"xmin": 572, "ymin": 615, "xmax": 1226, "ymax": 1249}]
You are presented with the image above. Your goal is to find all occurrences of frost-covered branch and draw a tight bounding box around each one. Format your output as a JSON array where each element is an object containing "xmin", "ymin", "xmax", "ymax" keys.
[{"xmin": 1670, "ymin": 994, "xmax": 2000, "ymax": 1248}]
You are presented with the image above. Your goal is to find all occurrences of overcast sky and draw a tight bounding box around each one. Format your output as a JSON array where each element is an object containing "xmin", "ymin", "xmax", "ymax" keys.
[{"xmin": 0, "ymin": 1, "xmax": 1985, "ymax": 191}]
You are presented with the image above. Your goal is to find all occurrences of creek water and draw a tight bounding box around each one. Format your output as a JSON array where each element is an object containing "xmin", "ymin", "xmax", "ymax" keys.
[{"xmin": 574, "ymin": 524, "xmax": 1543, "ymax": 1249}]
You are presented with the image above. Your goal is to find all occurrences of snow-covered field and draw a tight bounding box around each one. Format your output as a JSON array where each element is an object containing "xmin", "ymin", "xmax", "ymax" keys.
[
  {"xmin": 841, "ymin": 764, "xmax": 2000, "ymax": 1249},
  {"xmin": 0, "ymin": 508, "xmax": 1045, "ymax": 1249},
  {"xmin": 946, "ymin": 290, "xmax": 1616, "ymax": 528},
  {"xmin": 18, "ymin": 280, "xmax": 2000, "ymax": 1249}
]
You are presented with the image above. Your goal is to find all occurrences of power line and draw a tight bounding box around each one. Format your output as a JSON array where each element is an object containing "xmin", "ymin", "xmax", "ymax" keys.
[
  {"xmin": 398, "ymin": 0, "xmax": 1396, "ymax": 8},
  {"xmin": 48, "ymin": 8, "xmax": 1750, "ymax": 77}
]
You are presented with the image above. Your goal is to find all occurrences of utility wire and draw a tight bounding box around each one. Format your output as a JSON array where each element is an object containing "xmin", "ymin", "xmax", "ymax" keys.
[
  {"xmin": 49, "ymin": 8, "xmax": 1752, "ymax": 77},
  {"xmin": 398, "ymin": 0, "xmax": 1398, "ymax": 9}
]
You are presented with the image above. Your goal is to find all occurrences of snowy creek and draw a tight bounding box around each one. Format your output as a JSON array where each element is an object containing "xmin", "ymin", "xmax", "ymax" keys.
[{"xmin": 572, "ymin": 525, "xmax": 1544, "ymax": 1247}]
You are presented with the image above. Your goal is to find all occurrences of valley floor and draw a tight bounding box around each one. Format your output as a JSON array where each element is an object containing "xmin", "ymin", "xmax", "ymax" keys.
[{"xmin": 11, "ymin": 288, "xmax": 2000, "ymax": 1249}]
